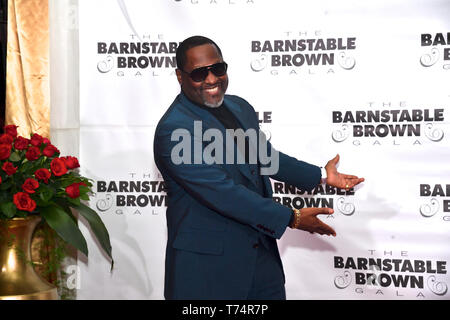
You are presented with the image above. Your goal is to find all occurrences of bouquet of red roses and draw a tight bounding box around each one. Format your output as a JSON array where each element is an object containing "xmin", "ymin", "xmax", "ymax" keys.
[{"xmin": 0, "ymin": 125, "xmax": 112, "ymax": 265}]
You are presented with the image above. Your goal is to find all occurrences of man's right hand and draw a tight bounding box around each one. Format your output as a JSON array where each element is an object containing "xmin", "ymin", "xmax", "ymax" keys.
[{"xmin": 296, "ymin": 207, "xmax": 336, "ymax": 236}]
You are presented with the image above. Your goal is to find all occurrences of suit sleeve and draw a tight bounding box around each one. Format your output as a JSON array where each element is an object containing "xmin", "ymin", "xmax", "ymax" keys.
[
  {"xmin": 269, "ymin": 144, "xmax": 321, "ymax": 191},
  {"xmin": 155, "ymin": 122, "xmax": 292, "ymax": 239},
  {"xmin": 228, "ymin": 95, "xmax": 322, "ymax": 190}
]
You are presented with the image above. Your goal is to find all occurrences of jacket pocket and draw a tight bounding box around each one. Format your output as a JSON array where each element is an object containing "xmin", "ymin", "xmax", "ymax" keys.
[{"xmin": 172, "ymin": 231, "xmax": 223, "ymax": 255}]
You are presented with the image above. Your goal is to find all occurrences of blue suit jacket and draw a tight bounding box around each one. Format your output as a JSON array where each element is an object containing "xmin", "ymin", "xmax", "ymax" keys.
[{"xmin": 153, "ymin": 92, "xmax": 321, "ymax": 299}]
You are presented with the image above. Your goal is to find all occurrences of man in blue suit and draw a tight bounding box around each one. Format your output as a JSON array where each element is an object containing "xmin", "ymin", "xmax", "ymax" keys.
[{"xmin": 153, "ymin": 36, "xmax": 364, "ymax": 300}]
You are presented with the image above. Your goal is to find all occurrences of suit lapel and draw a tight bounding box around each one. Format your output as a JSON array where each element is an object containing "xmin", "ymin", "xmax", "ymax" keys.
[
  {"xmin": 222, "ymin": 97, "xmax": 257, "ymax": 184},
  {"xmin": 225, "ymin": 96, "xmax": 274, "ymax": 198},
  {"xmin": 177, "ymin": 93, "xmax": 257, "ymax": 187}
]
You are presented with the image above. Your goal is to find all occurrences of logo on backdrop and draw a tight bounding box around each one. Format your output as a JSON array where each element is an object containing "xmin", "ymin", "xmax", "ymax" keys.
[
  {"xmin": 334, "ymin": 250, "xmax": 448, "ymax": 299},
  {"xmin": 256, "ymin": 110, "xmax": 273, "ymax": 142},
  {"xmin": 93, "ymin": 173, "xmax": 167, "ymax": 215},
  {"xmin": 419, "ymin": 32, "xmax": 450, "ymax": 69},
  {"xmin": 95, "ymin": 1, "xmax": 180, "ymax": 77},
  {"xmin": 419, "ymin": 183, "xmax": 450, "ymax": 221},
  {"xmin": 250, "ymin": 30, "xmax": 357, "ymax": 76},
  {"xmin": 96, "ymin": 35, "xmax": 179, "ymax": 77},
  {"xmin": 331, "ymin": 101, "xmax": 445, "ymax": 147},
  {"xmin": 272, "ymin": 182, "xmax": 357, "ymax": 217}
]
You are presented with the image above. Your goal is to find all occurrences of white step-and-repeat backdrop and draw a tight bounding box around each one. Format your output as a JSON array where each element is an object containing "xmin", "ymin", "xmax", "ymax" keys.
[{"xmin": 73, "ymin": 0, "xmax": 449, "ymax": 299}]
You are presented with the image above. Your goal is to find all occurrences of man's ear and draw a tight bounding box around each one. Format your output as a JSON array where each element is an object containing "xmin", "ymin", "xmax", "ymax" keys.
[{"xmin": 175, "ymin": 69, "xmax": 182, "ymax": 85}]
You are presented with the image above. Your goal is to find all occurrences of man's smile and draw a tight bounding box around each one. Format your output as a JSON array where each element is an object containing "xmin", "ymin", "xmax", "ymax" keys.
[{"xmin": 203, "ymin": 84, "xmax": 221, "ymax": 94}]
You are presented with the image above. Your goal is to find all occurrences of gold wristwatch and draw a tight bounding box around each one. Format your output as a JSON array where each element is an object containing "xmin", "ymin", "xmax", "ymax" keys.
[{"xmin": 290, "ymin": 208, "xmax": 302, "ymax": 229}]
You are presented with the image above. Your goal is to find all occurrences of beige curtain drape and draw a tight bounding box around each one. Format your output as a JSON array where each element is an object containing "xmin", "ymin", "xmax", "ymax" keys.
[{"xmin": 5, "ymin": 0, "xmax": 49, "ymax": 138}]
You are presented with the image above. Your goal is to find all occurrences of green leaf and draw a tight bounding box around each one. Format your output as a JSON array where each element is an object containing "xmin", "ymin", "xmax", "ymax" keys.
[
  {"xmin": 9, "ymin": 151, "xmax": 21, "ymax": 162},
  {"xmin": 72, "ymin": 202, "xmax": 113, "ymax": 266},
  {"xmin": 80, "ymin": 194, "xmax": 90, "ymax": 201},
  {"xmin": 0, "ymin": 180, "xmax": 12, "ymax": 191},
  {"xmin": 38, "ymin": 185, "xmax": 54, "ymax": 203},
  {"xmin": 34, "ymin": 197, "xmax": 53, "ymax": 208},
  {"xmin": 0, "ymin": 202, "xmax": 16, "ymax": 218},
  {"xmin": 67, "ymin": 197, "xmax": 81, "ymax": 206},
  {"xmin": 19, "ymin": 161, "xmax": 33, "ymax": 173},
  {"xmin": 0, "ymin": 192, "xmax": 8, "ymax": 202},
  {"xmin": 55, "ymin": 199, "xmax": 77, "ymax": 224},
  {"xmin": 60, "ymin": 179, "xmax": 78, "ymax": 188},
  {"xmin": 79, "ymin": 185, "xmax": 90, "ymax": 194},
  {"xmin": 15, "ymin": 211, "xmax": 27, "ymax": 218},
  {"xmin": 40, "ymin": 204, "xmax": 88, "ymax": 257}
]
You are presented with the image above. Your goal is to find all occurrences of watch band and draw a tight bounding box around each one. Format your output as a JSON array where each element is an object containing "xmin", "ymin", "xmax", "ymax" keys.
[{"xmin": 290, "ymin": 208, "xmax": 302, "ymax": 229}]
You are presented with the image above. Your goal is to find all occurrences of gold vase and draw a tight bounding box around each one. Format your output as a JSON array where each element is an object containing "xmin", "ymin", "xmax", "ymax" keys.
[{"xmin": 0, "ymin": 215, "xmax": 59, "ymax": 300}]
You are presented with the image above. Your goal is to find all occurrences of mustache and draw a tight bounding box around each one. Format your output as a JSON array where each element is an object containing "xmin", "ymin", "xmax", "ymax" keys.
[{"xmin": 202, "ymin": 82, "xmax": 223, "ymax": 90}]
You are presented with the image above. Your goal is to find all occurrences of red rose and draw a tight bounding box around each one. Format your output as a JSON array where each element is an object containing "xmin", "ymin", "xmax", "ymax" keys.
[
  {"xmin": 63, "ymin": 156, "xmax": 80, "ymax": 169},
  {"xmin": 35, "ymin": 168, "xmax": 51, "ymax": 183},
  {"xmin": 0, "ymin": 144, "xmax": 12, "ymax": 160},
  {"xmin": 42, "ymin": 144, "xmax": 59, "ymax": 157},
  {"xmin": 14, "ymin": 136, "xmax": 30, "ymax": 150},
  {"xmin": 13, "ymin": 192, "xmax": 36, "ymax": 212},
  {"xmin": 22, "ymin": 178, "xmax": 40, "ymax": 194},
  {"xmin": 50, "ymin": 158, "xmax": 67, "ymax": 176},
  {"xmin": 4, "ymin": 125, "xmax": 18, "ymax": 138},
  {"xmin": 65, "ymin": 183, "xmax": 81, "ymax": 199},
  {"xmin": 0, "ymin": 176, "xmax": 2, "ymax": 184},
  {"xmin": 65, "ymin": 182, "xmax": 87, "ymax": 199},
  {"xmin": 0, "ymin": 134, "xmax": 13, "ymax": 145},
  {"xmin": 2, "ymin": 162, "xmax": 17, "ymax": 175},
  {"xmin": 30, "ymin": 133, "xmax": 44, "ymax": 147},
  {"xmin": 42, "ymin": 138, "xmax": 51, "ymax": 145},
  {"xmin": 25, "ymin": 146, "xmax": 41, "ymax": 161}
]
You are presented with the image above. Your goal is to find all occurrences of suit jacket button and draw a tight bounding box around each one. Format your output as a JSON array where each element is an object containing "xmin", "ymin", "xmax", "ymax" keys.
[
  {"xmin": 253, "ymin": 243, "xmax": 259, "ymax": 249},
  {"xmin": 251, "ymin": 169, "xmax": 255, "ymax": 175}
]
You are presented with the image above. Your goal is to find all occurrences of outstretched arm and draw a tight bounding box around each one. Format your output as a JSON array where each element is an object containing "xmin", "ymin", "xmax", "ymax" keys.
[{"xmin": 324, "ymin": 154, "xmax": 365, "ymax": 190}]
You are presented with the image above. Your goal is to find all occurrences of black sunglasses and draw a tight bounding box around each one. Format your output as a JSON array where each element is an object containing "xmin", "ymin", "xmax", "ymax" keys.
[{"xmin": 180, "ymin": 62, "xmax": 228, "ymax": 82}]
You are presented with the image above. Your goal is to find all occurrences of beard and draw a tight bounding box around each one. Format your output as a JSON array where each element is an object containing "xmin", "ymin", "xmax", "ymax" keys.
[
  {"xmin": 200, "ymin": 82, "xmax": 226, "ymax": 108},
  {"xmin": 203, "ymin": 95, "xmax": 224, "ymax": 108},
  {"xmin": 181, "ymin": 75, "xmax": 229, "ymax": 108}
]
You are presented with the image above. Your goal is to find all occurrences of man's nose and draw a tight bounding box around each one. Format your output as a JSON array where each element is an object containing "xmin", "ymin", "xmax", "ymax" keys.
[{"xmin": 204, "ymin": 69, "xmax": 219, "ymax": 84}]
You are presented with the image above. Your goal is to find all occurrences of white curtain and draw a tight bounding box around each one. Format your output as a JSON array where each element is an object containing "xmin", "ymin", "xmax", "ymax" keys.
[
  {"xmin": 49, "ymin": 0, "xmax": 79, "ymax": 157},
  {"xmin": 49, "ymin": 0, "xmax": 80, "ymax": 298}
]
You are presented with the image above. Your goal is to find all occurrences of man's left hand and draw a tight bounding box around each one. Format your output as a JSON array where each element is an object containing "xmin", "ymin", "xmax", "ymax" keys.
[{"xmin": 325, "ymin": 154, "xmax": 364, "ymax": 190}]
